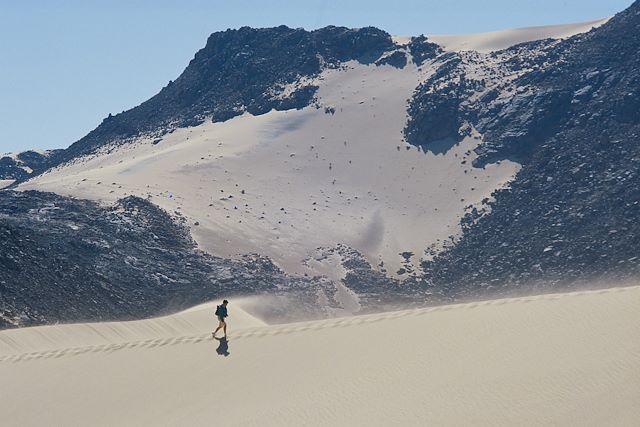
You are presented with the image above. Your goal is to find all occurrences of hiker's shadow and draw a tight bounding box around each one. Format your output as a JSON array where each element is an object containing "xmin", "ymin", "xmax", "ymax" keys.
[{"xmin": 214, "ymin": 336, "xmax": 230, "ymax": 357}]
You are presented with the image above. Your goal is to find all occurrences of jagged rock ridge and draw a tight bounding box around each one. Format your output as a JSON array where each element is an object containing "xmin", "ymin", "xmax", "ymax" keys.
[{"xmin": 413, "ymin": 1, "xmax": 640, "ymax": 293}]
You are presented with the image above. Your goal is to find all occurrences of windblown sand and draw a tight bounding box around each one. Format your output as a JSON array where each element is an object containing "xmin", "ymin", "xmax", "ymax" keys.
[
  {"xmin": 1, "ymin": 286, "xmax": 638, "ymax": 426},
  {"xmin": 426, "ymin": 18, "xmax": 609, "ymax": 52}
]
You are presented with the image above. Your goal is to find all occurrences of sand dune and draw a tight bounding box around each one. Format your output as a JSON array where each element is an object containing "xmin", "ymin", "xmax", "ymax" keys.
[
  {"xmin": 427, "ymin": 18, "xmax": 609, "ymax": 52},
  {"xmin": 0, "ymin": 299, "xmax": 264, "ymax": 356},
  {"xmin": 1, "ymin": 285, "xmax": 638, "ymax": 426}
]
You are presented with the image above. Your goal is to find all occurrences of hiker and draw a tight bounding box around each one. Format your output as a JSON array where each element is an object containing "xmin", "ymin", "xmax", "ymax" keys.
[{"xmin": 213, "ymin": 299, "xmax": 229, "ymax": 338}]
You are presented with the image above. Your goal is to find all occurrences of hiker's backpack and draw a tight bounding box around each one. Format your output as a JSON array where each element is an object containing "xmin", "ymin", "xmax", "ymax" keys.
[{"xmin": 215, "ymin": 305, "xmax": 221, "ymax": 316}]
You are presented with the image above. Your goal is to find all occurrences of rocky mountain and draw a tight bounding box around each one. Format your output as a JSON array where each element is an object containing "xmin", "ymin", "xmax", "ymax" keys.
[
  {"xmin": 16, "ymin": 22, "xmax": 519, "ymax": 280},
  {"xmin": 415, "ymin": 1, "xmax": 640, "ymax": 295},
  {"xmin": 3, "ymin": 1, "xmax": 639, "ymax": 327},
  {"xmin": 44, "ymin": 26, "xmax": 395, "ymax": 169}
]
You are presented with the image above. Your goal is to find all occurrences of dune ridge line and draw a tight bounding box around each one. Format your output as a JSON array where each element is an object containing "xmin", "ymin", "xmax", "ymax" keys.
[{"xmin": 1, "ymin": 285, "xmax": 636, "ymax": 363}]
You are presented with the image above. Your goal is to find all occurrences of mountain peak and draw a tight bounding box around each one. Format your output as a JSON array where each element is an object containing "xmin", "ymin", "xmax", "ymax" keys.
[{"xmin": 48, "ymin": 25, "xmax": 394, "ymax": 170}]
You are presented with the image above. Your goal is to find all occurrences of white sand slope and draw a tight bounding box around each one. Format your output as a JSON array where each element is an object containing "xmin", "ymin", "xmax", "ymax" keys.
[
  {"xmin": 0, "ymin": 179, "xmax": 15, "ymax": 189},
  {"xmin": 1, "ymin": 285, "xmax": 639, "ymax": 426},
  {"xmin": 427, "ymin": 18, "xmax": 609, "ymax": 52},
  {"xmin": 0, "ymin": 299, "xmax": 264, "ymax": 356},
  {"xmin": 19, "ymin": 59, "xmax": 519, "ymax": 277}
]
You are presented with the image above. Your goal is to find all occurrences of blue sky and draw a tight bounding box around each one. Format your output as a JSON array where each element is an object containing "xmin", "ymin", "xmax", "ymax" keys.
[{"xmin": 0, "ymin": 0, "xmax": 633, "ymax": 153}]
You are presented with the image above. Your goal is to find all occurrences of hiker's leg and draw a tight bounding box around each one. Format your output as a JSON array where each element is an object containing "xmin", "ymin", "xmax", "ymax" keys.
[
  {"xmin": 213, "ymin": 320, "xmax": 223, "ymax": 335},
  {"xmin": 223, "ymin": 320, "xmax": 227, "ymax": 336}
]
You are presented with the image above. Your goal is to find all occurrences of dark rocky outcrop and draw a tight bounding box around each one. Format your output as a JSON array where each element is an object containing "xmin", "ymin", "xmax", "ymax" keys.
[
  {"xmin": 0, "ymin": 190, "xmax": 337, "ymax": 329},
  {"xmin": 404, "ymin": 52, "xmax": 467, "ymax": 146},
  {"xmin": 0, "ymin": 150, "xmax": 62, "ymax": 182},
  {"xmin": 0, "ymin": 157, "xmax": 28, "ymax": 181},
  {"xmin": 375, "ymin": 50, "xmax": 408, "ymax": 68},
  {"xmin": 407, "ymin": 35, "xmax": 442, "ymax": 66},
  {"xmin": 406, "ymin": 3, "xmax": 640, "ymax": 166},
  {"xmin": 416, "ymin": 1, "xmax": 640, "ymax": 294}
]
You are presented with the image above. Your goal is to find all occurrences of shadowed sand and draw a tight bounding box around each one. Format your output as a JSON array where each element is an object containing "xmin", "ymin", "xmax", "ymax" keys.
[{"xmin": 1, "ymin": 286, "xmax": 639, "ymax": 426}]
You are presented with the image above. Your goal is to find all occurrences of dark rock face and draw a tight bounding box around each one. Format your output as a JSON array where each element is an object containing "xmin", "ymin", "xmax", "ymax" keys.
[
  {"xmin": 406, "ymin": 3, "xmax": 640, "ymax": 166},
  {"xmin": 421, "ymin": 126, "xmax": 640, "ymax": 297},
  {"xmin": 44, "ymin": 26, "xmax": 394, "ymax": 171},
  {"xmin": 0, "ymin": 191, "xmax": 337, "ymax": 329},
  {"xmin": 404, "ymin": 52, "xmax": 466, "ymax": 146},
  {"xmin": 0, "ymin": 157, "xmax": 28, "ymax": 181},
  {"xmin": 415, "ymin": 1, "xmax": 640, "ymax": 294},
  {"xmin": 375, "ymin": 50, "xmax": 408, "ymax": 68},
  {"xmin": 405, "ymin": 41, "xmax": 558, "ymax": 159},
  {"xmin": 0, "ymin": 150, "xmax": 61, "ymax": 181},
  {"xmin": 407, "ymin": 36, "xmax": 442, "ymax": 66},
  {"xmin": 16, "ymin": 151, "xmax": 59, "ymax": 171}
]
